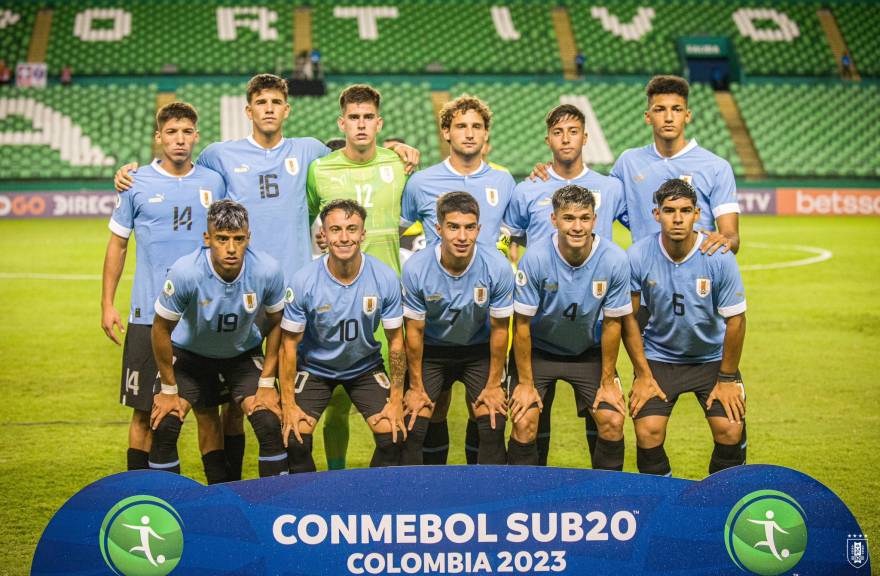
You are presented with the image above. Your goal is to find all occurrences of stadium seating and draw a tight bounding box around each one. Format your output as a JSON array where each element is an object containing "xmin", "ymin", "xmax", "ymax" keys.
[
  {"xmin": 835, "ymin": 3, "xmax": 880, "ymax": 77},
  {"xmin": 449, "ymin": 80, "xmax": 742, "ymax": 177},
  {"xmin": 565, "ymin": 1, "xmax": 837, "ymax": 77},
  {"xmin": 0, "ymin": 84, "xmax": 155, "ymax": 178},
  {"xmin": 0, "ymin": 3, "xmax": 39, "ymax": 68},
  {"xmin": 733, "ymin": 82, "xmax": 880, "ymax": 177}
]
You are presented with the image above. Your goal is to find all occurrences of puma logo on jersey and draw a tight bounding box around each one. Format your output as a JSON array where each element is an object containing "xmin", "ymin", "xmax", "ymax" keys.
[
  {"xmin": 148, "ymin": 193, "xmax": 165, "ymax": 203},
  {"xmin": 234, "ymin": 164, "xmax": 250, "ymax": 173}
]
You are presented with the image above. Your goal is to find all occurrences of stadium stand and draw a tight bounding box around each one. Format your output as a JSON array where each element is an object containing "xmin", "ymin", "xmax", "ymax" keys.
[
  {"xmin": 0, "ymin": 3, "xmax": 39, "ymax": 68},
  {"xmin": 0, "ymin": 84, "xmax": 155, "ymax": 178},
  {"xmin": 835, "ymin": 3, "xmax": 880, "ymax": 77},
  {"xmin": 733, "ymin": 82, "xmax": 880, "ymax": 177}
]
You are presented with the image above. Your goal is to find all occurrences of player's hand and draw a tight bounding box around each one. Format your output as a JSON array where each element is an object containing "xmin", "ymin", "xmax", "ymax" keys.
[
  {"xmin": 509, "ymin": 383, "xmax": 542, "ymax": 424},
  {"xmin": 473, "ymin": 385, "xmax": 508, "ymax": 429},
  {"xmin": 281, "ymin": 403, "xmax": 315, "ymax": 447},
  {"xmin": 389, "ymin": 142, "xmax": 420, "ymax": 175},
  {"xmin": 628, "ymin": 373, "xmax": 667, "ymax": 418},
  {"xmin": 114, "ymin": 162, "xmax": 139, "ymax": 192},
  {"xmin": 251, "ymin": 386, "xmax": 282, "ymax": 419},
  {"xmin": 150, "ymin": 392, "xmax": 186, "ymax": 430},
  {"xmin": 594, "ymin": 375, "xmax": 627, "ymax": 415},
  {"xmin": 699, "ymin": 230, "xmax": 732, "ymax": 255},
  {"xmin": 314, "ymin": 228, "xmax": 327, "ymax": 251},
  {"xmin": 528, "ymin": 161, "xmax": 552, "ymax": 182},
  {"xmin": 370, "ymin": 399, "xmax": 408, "ymax": 443},
  {"xmin": 101, "ymin": 305, "xmax": 125, "ymax": 346},
  {"xmin": 706, "ymin": 380, "xmax": 745, "ymax": 423},
  {"xmin": 403, "ymin": 387, "xmax": 434, "ymax": 430}
]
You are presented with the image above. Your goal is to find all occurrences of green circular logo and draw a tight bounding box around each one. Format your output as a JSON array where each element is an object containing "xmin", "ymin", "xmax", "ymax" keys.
[
  {"xmin": 99, "ymin": 495, "xmax": 184, "ymax": 576},
  {"xmin": 725, "ymin": 490, "xmax": 807, "ymax": 575}
]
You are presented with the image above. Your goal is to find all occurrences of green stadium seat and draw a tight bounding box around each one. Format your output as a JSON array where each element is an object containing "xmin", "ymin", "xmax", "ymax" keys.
[
  {"xmin": 0, "ymin": 2, "xmax": 39, "ymax": 66},
  {"xmin": 835, "ymin": 3, "xmax": 880, "ymax": 78}
]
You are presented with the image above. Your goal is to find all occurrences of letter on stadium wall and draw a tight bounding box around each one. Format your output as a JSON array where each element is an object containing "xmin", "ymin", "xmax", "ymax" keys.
[
  {"xmin": 589, "ymin": 7, "xmax": 655, "ymax": 42},
  {"xmin": 333, "ymin": 7, "xmax": 399, "ymax": 41},
  {"xmin": 216, "ymin": 7, "xmax": 279, "ymax": 41},
  {"xmin": 73, "ymin": 9, "xmax": 131, "ymax": 42},
  {"xmin": 559, "ymin": 95, "xmax": 614, "ymax": 165},
  {"xmin": 0, "ymin": 10, "xmax": 21, "ymax": 29},
  {"xmin": 732, "ymin": 8, "xmax": 800, "ymax": 42},
  {"xmin": 220, "ymin": 95, "xmax": 249, "ymax": 142},
  {"xmin": 0, "ymin": 97, "xmax": 115, "ymax": 166},
  {"xmin": 490, "ymin": 6, "xmax": 520, "ymax": 41}
]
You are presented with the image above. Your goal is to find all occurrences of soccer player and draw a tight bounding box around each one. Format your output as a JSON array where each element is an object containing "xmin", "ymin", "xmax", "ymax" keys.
[
  {"xmin": 101, "ymin": 102, "xmax": 227, "ymax": 476},
  {"xmin": 280, "ymin": 200, "xmax": 407, "ymax": 472},
  {"xmin": 400, "ymin": 192, "xmax": 513, "ymax": 465},
  {"xmin": 628, "ymin": 179, "xmax": 747, "ymax": 476},
  {"xmin": 507, "ymin": 185, "xmax": 632, "ymax": 469},
  {"xmin": 401, "ymin": 94, "xmax": 515, "ymax": 464},
  {"xmin": 611, "ymin": 75, "xmax": 740, "ymax": 254},
  {"xmin": 150, "ymin": 200, "xmax": 289, "ymax": 479},
  {"xmin": 307, "ymin": 84, "xmax": 408, "ymax": 470},
  {"xmin": 503, "ymin": 104, "xmax": 627, "ymax": 465}
]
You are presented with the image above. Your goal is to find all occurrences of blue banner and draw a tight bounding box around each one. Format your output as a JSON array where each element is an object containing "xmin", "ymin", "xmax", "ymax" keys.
[{"xmin": 33, "ymin": 465, "xmax": 868, "ymax": 575}]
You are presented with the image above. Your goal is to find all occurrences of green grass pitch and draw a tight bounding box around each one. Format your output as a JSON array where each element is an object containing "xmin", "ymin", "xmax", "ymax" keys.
[{"xmin": 0, "ymin": 215, "xmax": 878, "ymax": 573}]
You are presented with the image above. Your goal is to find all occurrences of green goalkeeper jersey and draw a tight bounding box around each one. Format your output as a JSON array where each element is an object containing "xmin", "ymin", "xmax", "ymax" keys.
[{"xmin": 307, "ymin": 147, "xmax": 407, "ymax": 274}]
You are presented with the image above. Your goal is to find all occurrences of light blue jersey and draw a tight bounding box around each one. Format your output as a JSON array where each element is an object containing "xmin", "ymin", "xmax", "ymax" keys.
[
  {"xmin": 514, "ymin": 234, "xmax": 632, "ymax": 356},
  {"xmin": 628, "ymin": 233, "xmax": 747, "ymax": 363},
  {"xmin": 610, "ymin": 140, "xmax": 740, "ymax": 243},
  {"xmin": 402, "ymin": 245, "xmax": 513, "ymax": 346},
  {"xmin": 109, "ymin": 160, "xmax": 226, "ymax": 326},
  {"xmin": 503, "ymin": 165, "xmax": 626, "ymax": 244},
  {"xmin": 197, "ymin": 136, "xmax": 330, "ymax": 284},
  {"xmin": 401, "ymin": 159, "xmax": 515, "ymax": 248},
  {"xmin": 154, "ymin": 247, "xmax": 285, "ymax": 359},
  {"xmin": 281, "ymin": 254, "xmax": 403, "ymax": 380}
]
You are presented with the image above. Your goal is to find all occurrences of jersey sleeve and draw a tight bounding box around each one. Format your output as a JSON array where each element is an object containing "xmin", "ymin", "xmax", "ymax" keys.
[
  {"xmin": 710, "ymin": 160, "xmax": 740, "ymax": 219},
  {"xmin": 263, "ymin": 258, "xmax": 286, "ymax": 313},
  {"xmin": 610, "ymin": 178, "xmax": 627, "ymax": 222},
  {"xmin": 714, "ymin": 253, "xmax": 747, "ymax": 318},
  {"xmin": 628, "ymin": 246, "xmax": 643, "ymax": 294},
  {"xmin": 380, "ymin": 271, "xmax": 404, "ymax": 330},
  {"xmin": 603, "ymin": 254, "xmax": 634, "ymax": 318},
  {"xmin": 513, "ymin": 253, "xmax": 541, "ymax": 317},
  {"xmin": 109, "ymin": 188, "xmax": 135, "ymax": 238},
  {"xmin": 196, "ymin": 142, "xmax": 222, "ymax": 174},
  {"xmin": 400, "ymin": 175, "xmax": 419, "ymax": 227},
  {"xmin": 306, "ymin": 160, "xmax": 321, "ymax": 222},
  {"xmin": 154, "ymin": 262, "xmax": 194, "ymax": 321},
  {"xmin": 401, "ymin": 263, "xmax": 426, "ymax": 321},
  {"xmin": 281, "ymin": 274, "xmax": 307, "ymax": 333},
  {"xmin": 489, "ymin": 257, "xmax": 514, "ymax": 318},
  {"xmin": 208, "ymin": 170, "xmax": 227, "ymax": 200},
  {"xmin": 502, "ymin": 183, "xmax": 529, "ymax": 237},
  {"xmin": 307, "ymin": 137, "xmax": 331, "ymax": 162}
]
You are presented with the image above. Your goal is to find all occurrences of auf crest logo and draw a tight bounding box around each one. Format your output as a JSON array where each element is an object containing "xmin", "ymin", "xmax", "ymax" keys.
[
  {"xmin": 99, "ymin": 495, "xmax": 184, "ymax": 576},
  {"xmin": 725, "ymin": 490, "xmax": 807, "ymax": 575}
]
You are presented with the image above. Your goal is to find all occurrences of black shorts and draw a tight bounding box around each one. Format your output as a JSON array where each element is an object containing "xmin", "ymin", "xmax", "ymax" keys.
[
  {"xmin": 416, "ymin": 343, "xmax": 494, "ymax": 405},
  {"xmin": 294, "ymin": 365, "xmax": 391, "ymax": 421},
  {"xmin": 156, "ymin": 346, "xmax": 261, "ymax": 408},
  {"xmin": 634, "ymin": 359, "xmax": 745, "ymax": 419},
  {"xmin": 119, "ymin": 324, "xmax": 158, "ymax": 412},
  {"xmin": 508, "ymin": 347, "xmax": 617, "ymax": 417}
]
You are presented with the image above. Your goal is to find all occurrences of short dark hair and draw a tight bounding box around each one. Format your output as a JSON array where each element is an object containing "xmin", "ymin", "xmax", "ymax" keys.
[
  {"xmin": 436, "ymin": 191, "xmax": 480, "ymax": 223},
  {"xmin": 320, "ymin": 198, "xmax": 367, "ymax": 224},
  {"xmin": 155, "ymin": 101, "xmax": 198, "ymax": 131},
  {"xmin": 545, "ymin": 104, "xmax": 584, "ymax": 131},
  {"xmin": 207, "ymin": 199, "xmax": 249, "ymax": 231},
  {"xmin": 339, "ymin": 84, "xmax": 381, "ymax": 112},
  {"xmin": 646, "ymin": 75, "xmax": 689, "ymax": 103},
  {"xmin": 653, "ymin": 178, "xmax": 697, "ymax": 207},
  {"xmin": 439, "ymin": 95, "xmax": 492, "ymax": 132},
  {"xmin": 552, "ymin": 185, "xmax": 595, "ymax": 212},
  {"xmin": 246, "ymin": 73, "xmax": 288, "ymax": 104},
  {"xmin": 324, "ymin": 138, "xmax": 346, "ymax": 151}
]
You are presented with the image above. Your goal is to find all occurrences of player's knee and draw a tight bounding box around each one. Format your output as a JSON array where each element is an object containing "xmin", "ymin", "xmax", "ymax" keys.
[
  {"xmin": 634, "ymin": 419, "xmax": 665, "ymax": 448},
  {"xmin": 710, "ymin": 420, "xmax": 743, "ymax": 446},
  {"xmin": 366, "ymin": 414, "xmax": 393, "ymax": 434},
  {"xmin": 511, "ymin": 408, "xmax": 539, "ymax": 443},
  {"xmin": 400, "ymin": 416, "xmax": 430, "ymax": 466},
  {"xmin": 149, "ymin": 416, "xmax": 183, "ymax": 472},
  {"xmin": 595, "ymin": 409, "xmax": 624, "ymax": 440},
  {"xmin": 222, "ymin": 402, "xmax": 245, "ymax": 434},
  {"xmin": 286, "ymin": 433, "xmax": 316, "ymax": 474},
  {"xmin": 476, "ymin": 415, "xmax": 507, "ymax": 465},
  {"xmin": 247, "ymin": 409, "xmax": 284, "ymax": 453},
  {"xmin": 370, "ymin": 432, "xmax": 401, "ymax": 467}
]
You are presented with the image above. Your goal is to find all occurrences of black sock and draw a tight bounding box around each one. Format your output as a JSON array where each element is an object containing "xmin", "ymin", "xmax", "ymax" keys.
[
  {"xmin": 637, "ymin": 444, "xmax": 671, "ymax": 476},
  {"xmin": 224, "ymin": 434, "xmax": 245, "ymax": 481},
  {"xmin": 248, "ymin": 410, "xmax": 288, "ymax": 477},
  {"xmin": 464, "ymin": 419, "xmax": 479, "ymax": 465},
  {"xmin": 709, "ymin": 441, "xmax": 745, "ymax": 474},
  {"xmin": 201, "ymin": 449, "xmax": 228, "ymax": 484},
  {"xmin": 476, "ymin": 414, "xmax": 507, "ymax": 464},
  {"xmin": 423, "ymin": 420, "xmax": 449, "ymax": 465},
  {"xmin": 127, "ymin": 448, "xmax": 149, "ymax": 471},
  {"xmin": 585, "ymin": 413, "xmax": 598, "ymax": 458},
  {"xmin": 400, "ymin": 416, "xmax": 431, "ymax": 465},
  {"xmin": 507, "ymin": 437, "xmax": 538, "ymax": 466},
  {"xmin": 370, "ymin": 432, "xmax": 401, "ymax": 467},
  {"xmin": 148, "ymin": 416, "xmax": 182, "ymax": 474},
  {"xmin": 592, "ymin": 437, "xmax": 625, "ymax": 471},
  {"xmin": 287, "ymin": 433, "xmax": 316, "ymax": 474}
]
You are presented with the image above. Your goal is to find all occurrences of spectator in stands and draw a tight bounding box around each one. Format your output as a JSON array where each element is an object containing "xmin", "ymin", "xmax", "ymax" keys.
[
  {"xmin": 575, "ymin": 52, "xmax": 585, "ymax": 79},
  {"xmin": 841, "ymin": 51, "xmax": 854, "ymax": 79},
  {"xmin": 60, "ymin": 65, "xmax": 72, "ymax": 87},
  {"xmin": 0, "ymin": 60, "xmax": 11, "ymax": 86},
  {"xmin": 310, "ymin": 49, "xmax": 322, "ymax": 79}
]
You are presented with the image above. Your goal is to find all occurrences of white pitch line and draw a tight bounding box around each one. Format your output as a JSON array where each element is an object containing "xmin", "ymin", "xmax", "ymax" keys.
[
  {"xmin": 740, "ymin": 242, "xmax": 833, "ymax": 271},
  {"xmin": 0, "ymin": 272, "xmax": 133, "ymax": 281}
]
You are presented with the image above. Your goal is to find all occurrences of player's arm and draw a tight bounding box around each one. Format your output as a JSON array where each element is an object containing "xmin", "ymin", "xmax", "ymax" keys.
[
  {"xmin": 594, "ymin": 315, "xmax": 627, "ymax": 415},
  {"xmin": 701, "ymin": 162, "xmax": 741, "ymax": 255},
  {"xmin": 251, "ymin": 310, "xmax": 283, "ymax": 418},
  {"xmin": 403, "ymin": 317, "xmax": 433, "ymax": 428},
  {"xmin": 509, "ymin": 312, "xmax": 542, "ymax": 423},
  {"xmin": 376, "ymin": 326, "xmax": 408, "ymax": 443},
  {"xmin": 624, "ymin": 293, "xmax": 667, "ymax": 417},
  {"xmin": 700, "ymin": 213, "xmax": 739, "ymax": 255},
  {"xmin": 473, "ymin": 316, "xmax": 510, "ymax": 429},
  {"xmin": 707, "ymin": 312, "xmax": 746, "ymax": 423},
  {"xmin": 279, "ymin": 329, "xmax": 313, "ymax": 446},
  {"xmin": 101, "ymin": 233, "xmax": 129, "ymax": 345},
  {"xmin": 113, "ymin": 162, "xmax": 140, "ymax": 192},
  {"xmin": 150, "ymin": 314, "xmax": 186, "ymax": 429},
  {"xmin": 385, "ymin": 141, "xmax": 420, "ymax": 175}
]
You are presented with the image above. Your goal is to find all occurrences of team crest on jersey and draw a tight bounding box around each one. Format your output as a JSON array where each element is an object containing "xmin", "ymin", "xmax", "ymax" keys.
[
  {"xmin": 379, "ymin": 165, "xmax": 395, "ymax": 183},
  {"xmin": 285, "ymin": 157, "xmax": 299, "ymax": 176},
  {"xmin": 284, "ymin": 287, "xmax": 295, "ymax": 303},
  {"xmin": 243, "ymin": 292, "xmax": 258, "ymax": 312},
  {"xmin": 363, "ymin": 296, "xmax": 378, "ymax": 315},
  {"xmin": 199, "ymin": 188, "xmax": 213, "ymax": 209},
  {"xmin": 115, "ymin": 195, "xmax": 121, "ymax": 209},
  {"xmin": 373, "ymin": 372, "xmax": 391, "ymax": 390},
  {"xmin": 678, "ymin": 174, "xmax": 693, "ymax": 186},
  {"xmin": 515, "ymin": 269, "xmax": 527, "ymax": 287},
  {"xmin": 163, "ymin": 280, "xmax": 174, "ymax": 296},
  {"xmin": 474, "ymin": 286, "xmax": 488, "ymax": 305},
  {"xmin": 486, "ymin": 187, "xmax": 499, "ymax": 207},
  {"xmin": 592, "ymin": 280, "xmax": 607, "ymax": 298},
  {"xmin": 590, "ymin": 189, "xmax": 602, "ymax": 211},
  {"xmin": 696, "ymin": 277, "xmax": 711, "ymax": 298}
]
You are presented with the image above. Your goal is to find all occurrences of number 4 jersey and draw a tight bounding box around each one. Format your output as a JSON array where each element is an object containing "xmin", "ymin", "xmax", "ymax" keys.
[{"xmin": 109, "ymin": 159, "xmax": 226, "ymax": 326}]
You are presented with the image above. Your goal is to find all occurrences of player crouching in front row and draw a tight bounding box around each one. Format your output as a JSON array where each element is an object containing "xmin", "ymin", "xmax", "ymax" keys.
[
  {"xmin": 280, "ymin": 199, "xmax": 407, "ymax": 471},
  {"xmin": 150, "ymin": 200, "xmax": 290, "ymax": 478}
]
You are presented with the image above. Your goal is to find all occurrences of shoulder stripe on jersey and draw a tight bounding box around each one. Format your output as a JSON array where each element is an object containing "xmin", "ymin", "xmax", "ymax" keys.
[
  {"xmin": 403, "ymin": 306, "xmax": 426, "ymax": 321},
  {"xmin": 712, "ymin": 203, "xmax": 741, "ymax": 218},
  {"xmin": 489, "ymin": 304, "xmax": 514, "ymax": 318},
  {"xmin": 108, "ymin": 219, "xmax": 132, "ymax": 239},
  {"xmin": 280, "ymin": 317, "xmax": 306, "ymax": 333},
  {"xmin": 154, "ymin": 300, "xmax": 181, "ymax": 321},
  {"xmin": 382, "ymin": 316, "xmax": 404, "ymax": 330},
  {"xmin": 718, "ymin": 301, "xmax": 746, "ymax": 318},
  {"xmin": 513, "ymin": 301, "xmax": 538, "ymax": 317},
  {"xmin": 264, "ymin": 299, "xmax": 285, "ymax": 314},
  {"xmin": 603, "ymin": 303, "xmax": 634, "ymax": 318}
]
